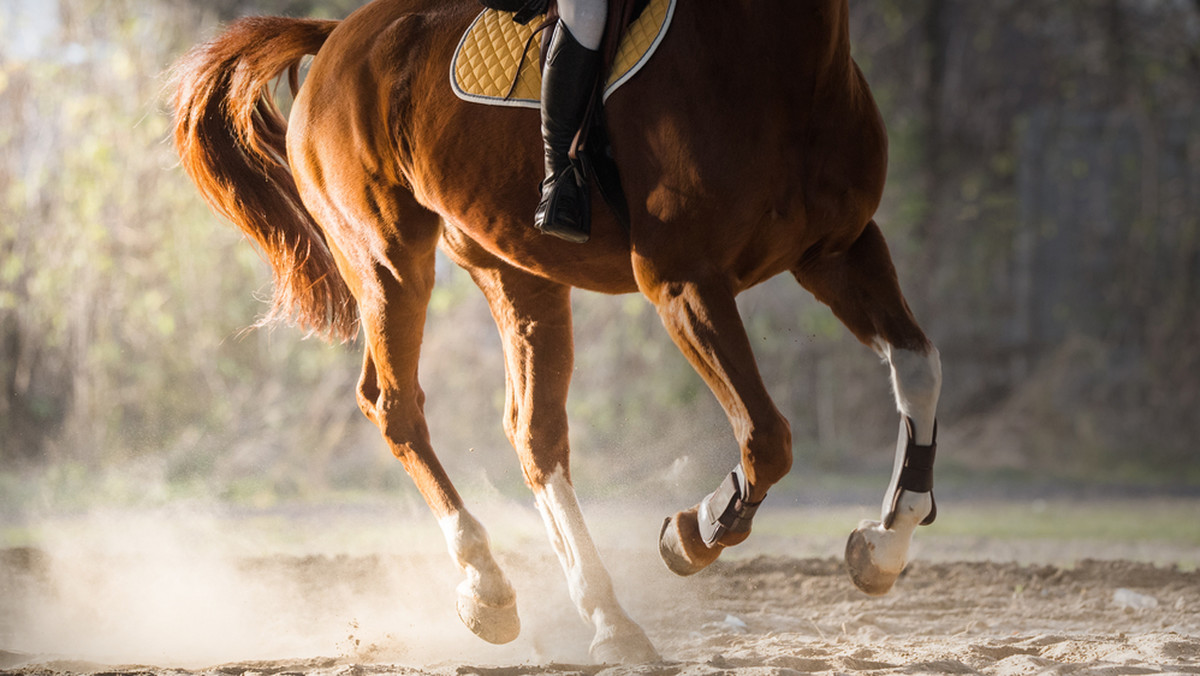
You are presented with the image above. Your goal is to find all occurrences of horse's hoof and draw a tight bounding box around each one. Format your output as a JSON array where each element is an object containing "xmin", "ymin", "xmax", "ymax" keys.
[
  {"xmin": 456, "ymin": 586, "xmax": 520, "ymax": 644},
  {"xmin": 589, "ymin": 625, "xmax": 661, "ymax": 664},
  {"xmin": 844, "ymin": 521, "xmax": 903, "ymax": 596},
  {"xmin": 658, "ymin": 509, "xmax": 723, "ymax": 576}
]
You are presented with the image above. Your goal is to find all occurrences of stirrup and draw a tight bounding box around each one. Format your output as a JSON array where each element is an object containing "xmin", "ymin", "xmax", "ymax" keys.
[
  {"xmin": 697, "ymin": 464, "xmax": 763, "ymax": 547},
  {"xmin": 534, "ymin": 165, "xmax": 590, "ymax": 243}
]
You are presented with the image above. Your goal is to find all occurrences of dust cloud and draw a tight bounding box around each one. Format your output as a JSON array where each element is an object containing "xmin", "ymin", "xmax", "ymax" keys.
[
  {"xmin": 0, "ymin": 495, "xmax": 630, "ymax": 669},
  {"xmin": 5, "ymin": 492, "xmax": 1199, "ymax": 674}
]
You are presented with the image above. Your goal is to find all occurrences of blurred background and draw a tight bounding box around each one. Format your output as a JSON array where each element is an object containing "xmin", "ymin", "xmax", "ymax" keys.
[{"xmin": 1, "ymin": 0, "xmax": 1198, "ymax": 517}]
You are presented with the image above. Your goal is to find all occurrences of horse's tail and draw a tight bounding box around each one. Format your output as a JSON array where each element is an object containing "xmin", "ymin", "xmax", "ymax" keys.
[{"xmin": 170, "ymin": 16, "xmax": 358, "ymax": 341}]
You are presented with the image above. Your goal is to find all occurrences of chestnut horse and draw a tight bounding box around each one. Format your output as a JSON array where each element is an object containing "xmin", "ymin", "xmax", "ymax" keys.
[{"xmin": 172, "ymin": 0, "xmax": 942, "ymax": 663}]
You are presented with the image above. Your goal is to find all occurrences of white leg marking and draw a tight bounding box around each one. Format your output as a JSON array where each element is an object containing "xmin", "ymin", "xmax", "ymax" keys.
[
  {"xmin": 881, "ymin": 345, "xmax": 940, "ymax": 522},
  {"xmin": 886, "ymin": 344, "xmax": 942, "ymax": 445},
  {"xmin": 438, "ymin": 510, "xmax": 515, "ymax": 607},
  {"xmin": 849, "ymin": 344, "xmax": 942, "ymax": 589},
  {"xmin": 534, "ymin": 467, "xmax": 657, "ymax": 662},
  {"xmin": 882, "ymin": 345, "xmax": 940, "ymax": 520},
  {"xmin": 855, "ymin": 490, "xmax": 933, "ymax": 579}
]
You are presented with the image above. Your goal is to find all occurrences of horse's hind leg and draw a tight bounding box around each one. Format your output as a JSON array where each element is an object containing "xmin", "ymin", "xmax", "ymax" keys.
[
  {"xmin": 793, "ymin": 220, "xmax": 943, "ymax": 595},
  {"xmin": 447, "ymin": 232, "xmax": 658, "ymax": 664},
  {"xmin": 358, "ymin": 304, "xmax": 520, "ymax": 643},
  {"xmin": 305, "ymin": 190, "xmax": 519, "ymax": 643}
]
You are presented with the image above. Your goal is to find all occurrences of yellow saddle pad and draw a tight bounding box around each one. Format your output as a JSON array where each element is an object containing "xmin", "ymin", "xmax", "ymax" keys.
[{"xmin": 451, "ymin": 0, "xmax": 676, "ymax": 108}]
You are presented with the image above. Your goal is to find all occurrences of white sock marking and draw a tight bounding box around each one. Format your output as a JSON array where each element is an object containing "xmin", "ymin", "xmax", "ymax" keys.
[
  {"xmin": 438, "ymin": 510, "xmax": 513, "ymax": 605},
  {"xmin": 887, "ymin": 345, "xmax": 941, "ymax": 445},
  {"xmin": 533, "ymin": 467, "xmax": 642, "ymax": 645}
]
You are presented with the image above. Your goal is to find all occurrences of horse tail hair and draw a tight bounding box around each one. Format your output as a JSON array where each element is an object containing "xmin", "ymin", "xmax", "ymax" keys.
[{"xmin": 170, "ymin": 16, "xmax": 358, "ymax": 342}]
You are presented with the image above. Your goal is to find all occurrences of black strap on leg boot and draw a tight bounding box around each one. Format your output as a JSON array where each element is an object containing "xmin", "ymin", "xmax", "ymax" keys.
[
  {"xmin": 697, "ymin": 463, "xmax": 764, "ymax": 547},
  {"xmin": 533, "ymin": 23, "xmax": 601, "ymax": 244},
  {"xmin": 883, "ymin": 417, "xmax": 938, "ymax": 529}
]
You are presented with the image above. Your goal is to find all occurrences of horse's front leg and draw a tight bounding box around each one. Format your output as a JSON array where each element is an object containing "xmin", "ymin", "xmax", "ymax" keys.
[
  {"xmin": 632, "ymin": 266, "xmax": 792, "ymax": 576},
  {"xmin": 793, "ymin": 220, "xmax": 943, "ymax": 595},
  {"xmin": 844, "ymin": 344, "xmax": 941, "ymax": 594},
  {"xmin": 455, "ymin": 237, "xmax": 659, "ymax": 664}
]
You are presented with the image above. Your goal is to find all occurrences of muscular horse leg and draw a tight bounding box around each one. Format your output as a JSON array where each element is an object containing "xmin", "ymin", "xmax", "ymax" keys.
[
  {"xmin": 633, "ymin": 263, "xmax": 793, "ymax": 577},
  {"xmin": 357, "ymin": 332, "xmax": 520, "ymax": 643},
  {"xmin": 793, "ymin": 220, "xmax": 943, "ymax": 595},
  {"xmin": 449, "ymin": 233, "xmax": 658, "ymax": 663},
  {"xmin": 311, "ymin": 190, "xmax": 519, "ymax": 643}
]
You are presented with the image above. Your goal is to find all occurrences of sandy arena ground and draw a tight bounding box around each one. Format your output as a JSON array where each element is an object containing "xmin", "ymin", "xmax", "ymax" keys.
[{"xmin": 1, "ymin": 501, "xmax": 1198, "ymax": 675}]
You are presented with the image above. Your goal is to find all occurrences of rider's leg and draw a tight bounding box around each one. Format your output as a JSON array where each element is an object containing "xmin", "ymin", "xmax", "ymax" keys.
[
  {"xmin": 533, "ymin": 0, "xmax": 608, "ymax": 243},
  {"xmin": 559, "ymin": 0, "xmax": 608, "ymax": 49}
]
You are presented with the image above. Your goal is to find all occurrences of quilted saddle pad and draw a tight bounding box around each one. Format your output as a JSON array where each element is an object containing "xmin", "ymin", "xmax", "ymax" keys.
[{"xmin": 451, "ymin": 0, "xmax": 676, "ymax": 108}]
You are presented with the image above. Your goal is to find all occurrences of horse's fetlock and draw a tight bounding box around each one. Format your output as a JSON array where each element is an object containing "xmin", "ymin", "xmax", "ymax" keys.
[{"xmin": 698, "ymin": 463, "xmax": 764, "ymax": 547}]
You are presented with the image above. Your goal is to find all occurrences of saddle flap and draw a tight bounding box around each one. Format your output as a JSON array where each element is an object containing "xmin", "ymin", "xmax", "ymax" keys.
[{"xmin": 451, "ymin": 0, "xmax": 676, "ymax": 108}]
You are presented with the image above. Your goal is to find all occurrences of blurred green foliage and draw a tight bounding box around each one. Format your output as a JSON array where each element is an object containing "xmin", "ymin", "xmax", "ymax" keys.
[
  {"xmin": 0, "ymin": 1, "xmax": 369, "ymax": 500},
  {"xmin": 1, "ymin": 0, "xmax": 1198, "ymax": 512}
]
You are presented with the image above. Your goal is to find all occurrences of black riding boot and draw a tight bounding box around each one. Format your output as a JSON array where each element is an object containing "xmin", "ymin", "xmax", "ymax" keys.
[{"xmin": 533, "ymin": 24, "xmax": 601, "ymax": 243}]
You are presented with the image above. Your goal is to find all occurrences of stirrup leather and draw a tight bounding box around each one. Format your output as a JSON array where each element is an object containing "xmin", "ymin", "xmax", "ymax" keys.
[{"xmin": 697, "ymin": 464, "xmax": 763, "ymax": 547}]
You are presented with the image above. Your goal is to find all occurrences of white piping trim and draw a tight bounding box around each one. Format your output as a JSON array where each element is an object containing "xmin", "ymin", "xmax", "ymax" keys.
[{"xmin": 603, "ymin": 0, "xmax": 676, "ymax": 102}]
